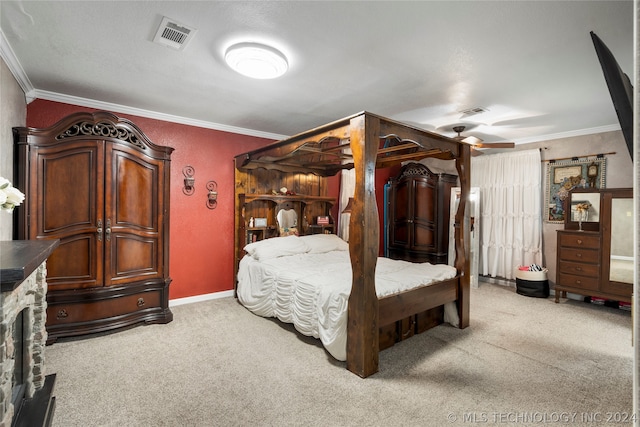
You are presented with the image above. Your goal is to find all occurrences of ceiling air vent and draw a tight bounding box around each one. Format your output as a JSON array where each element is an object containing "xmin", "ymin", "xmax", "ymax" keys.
[
  {"xmin": 459, "ymin": 106, "xmax": 489, "ymax": 116},
  {"xmin": 153, "ymin": 16, "xmax": 197, "ymax": 51}
]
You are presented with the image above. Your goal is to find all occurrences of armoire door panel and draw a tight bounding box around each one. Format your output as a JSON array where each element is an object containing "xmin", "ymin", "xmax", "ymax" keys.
[
  {"xmin": 104, "ymin": 143, "xmax": 165, "ymax": 285},
  {"xmin": 111, "ymin": 151, "xmax": 160, "ymax": 231},
  {"xmin": 41, "ymin": 152, "xmax": 92, "ymax": 232},
  {"xmin": 30, "ymin": 142, "xmax": 104, "ymax": 290},
  {"xmin": 389, "ymin": 180, "xmax": 410, "ymax": 248},
  {"xmin": 32, "ymin": 143, "xmax": 104, "ymax": 237},
  {"xmin": 412, "ymin": 224, "xmax": 436, "ymax": 250},
  {"xmin": 46, "ymin": 234, "xmax": 102, "ymax": 290},
  {"xmin": 391, "ymin": 223, "xmax": 409, "ymax": 246},
  {"xmin": 393, "ymin": 183, "xmax": 410, "ymax": 222},
  {"xmin": 109, "ymin": 234, "xmax": 159, "ymax": 283},
  {"xmin": 413, "ymin": 181, "xmax": 435, "ymax": 222}
]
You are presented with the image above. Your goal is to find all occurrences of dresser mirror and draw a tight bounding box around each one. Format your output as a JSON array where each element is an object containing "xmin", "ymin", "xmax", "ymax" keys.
[
  {"xmin": 564, "ymin": 189, "xmax": 600, "ymax": 231},
  {"xmin": 596, "ymin": 188, "xmax": 633, "ymax": 301},
  {"xmin": 604, "ymin": 190, "xmax": 633, "ymax": 284}
]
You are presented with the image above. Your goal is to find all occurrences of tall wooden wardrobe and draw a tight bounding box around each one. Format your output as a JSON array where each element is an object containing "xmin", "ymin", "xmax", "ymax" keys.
[
  {"xmin": 386, "ymin": 162, "xmax": 457, "ymax": 264},
  {"xmin": 14, "ymin": 111, "xmax": 174, "ymax": 343}
]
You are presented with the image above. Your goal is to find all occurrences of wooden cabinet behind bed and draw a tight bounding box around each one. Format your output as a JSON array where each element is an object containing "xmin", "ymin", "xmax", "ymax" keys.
[
  {"xmin": 387, "ymin": 163, "xmax": 457, "ymax": 264},
  {"xmin": 237, "ymin": 193, "xmax": 336, "ymax": 263}
]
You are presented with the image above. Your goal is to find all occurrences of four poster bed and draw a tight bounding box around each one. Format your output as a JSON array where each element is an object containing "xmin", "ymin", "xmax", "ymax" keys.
[{"xmin": 234, "ymin": 111, "xmax": 471, "ymax": 378}]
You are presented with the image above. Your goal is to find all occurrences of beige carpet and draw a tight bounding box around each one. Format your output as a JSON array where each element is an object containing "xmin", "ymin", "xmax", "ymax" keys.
[{"xmin": 45, "ymin": 283, "xmax": 632, "ymax": 426}]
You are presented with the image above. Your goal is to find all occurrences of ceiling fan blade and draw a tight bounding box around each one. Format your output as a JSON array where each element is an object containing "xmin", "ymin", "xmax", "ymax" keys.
[
  {"xmin": 451, "ymin": 125, "xmax": 514, "ymax": 150},
  {"xmin": 470, "ymin": 147, "xmax": 484, "ymax": 156},
  {"xmin": 472, "ymin": 142, "xmax": 515, "ymax": 149}
]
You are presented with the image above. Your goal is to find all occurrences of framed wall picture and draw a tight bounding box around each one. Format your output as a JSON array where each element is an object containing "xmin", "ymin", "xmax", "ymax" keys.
[{"xmin": 545, "ymin": 157, "xmax": 606, "ymax": 223}]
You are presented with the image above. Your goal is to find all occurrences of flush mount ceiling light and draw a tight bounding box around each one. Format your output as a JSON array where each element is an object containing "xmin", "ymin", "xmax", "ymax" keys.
[{"xmin": 224, "ymin": 42, "xmax": 288, "ymax": 79}]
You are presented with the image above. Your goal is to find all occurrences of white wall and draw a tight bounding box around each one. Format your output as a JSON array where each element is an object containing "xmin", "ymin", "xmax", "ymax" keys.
[{"xmin": 0, "ymin": 57, "xmax": 27, "ymax": 240}]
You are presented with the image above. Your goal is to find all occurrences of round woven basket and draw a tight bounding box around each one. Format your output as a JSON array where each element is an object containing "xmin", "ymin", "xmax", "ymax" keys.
[{"xmin": 515, "ymin": 269, "xmax": 548, "ymax": 281}]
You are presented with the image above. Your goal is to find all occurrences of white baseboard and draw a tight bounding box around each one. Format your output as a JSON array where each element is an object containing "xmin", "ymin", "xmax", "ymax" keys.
[{"xmin": 169, "ymin": 290, "xmax": 235, "ymax": 307}]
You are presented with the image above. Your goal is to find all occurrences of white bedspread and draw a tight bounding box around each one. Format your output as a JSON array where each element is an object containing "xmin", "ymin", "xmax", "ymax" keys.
[{"xmin": 236, "ymin": 235, "xmax": 458, "ymax": 361}]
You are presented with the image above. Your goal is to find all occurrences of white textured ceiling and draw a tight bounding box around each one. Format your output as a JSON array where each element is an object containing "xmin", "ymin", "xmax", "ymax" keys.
[{"xmin": 0, "ymin": 1, "xmax": 634, "ymax": 143}]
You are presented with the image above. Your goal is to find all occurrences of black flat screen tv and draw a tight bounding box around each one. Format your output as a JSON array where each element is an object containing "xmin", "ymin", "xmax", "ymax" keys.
[{"xmin": 590, "ymin": 31, "xmax": 633, "ymax": 161}]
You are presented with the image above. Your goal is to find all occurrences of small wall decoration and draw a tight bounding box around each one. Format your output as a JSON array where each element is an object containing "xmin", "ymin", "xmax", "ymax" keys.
[
  {"xmin": 182, "ymin": 165, "xmax": 195, "ymax": 196},
  {"xmin": 206, "ymin": 180, "xmax": 218, "ymax": 209},
  {"xmin": 545, "ymin": 157, "xmax": 606, "ymax": 223}
]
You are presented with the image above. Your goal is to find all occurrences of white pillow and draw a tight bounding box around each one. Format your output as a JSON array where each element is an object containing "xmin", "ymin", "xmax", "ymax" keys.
[
  {"xmin": 243, "ymin": 235, "xmax": 310, "ymax": 261},
  {"xmin": 299, "ymin": 234, "xmax": 349, "ymax": 253}
]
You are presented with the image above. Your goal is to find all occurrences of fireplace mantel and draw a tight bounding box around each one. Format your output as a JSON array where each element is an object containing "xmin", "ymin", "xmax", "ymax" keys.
[{"xmin": 1, "ymin": 240, "xmax": 59, "ymax": 292}]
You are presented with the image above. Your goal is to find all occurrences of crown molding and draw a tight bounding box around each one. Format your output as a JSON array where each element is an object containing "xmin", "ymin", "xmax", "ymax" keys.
[
  {"xmin": 22, "ymin": 86, "xmax": 628, "ymax": 145},
  {"xmin": 513, "ymin": 124, "xmax": 621, "ymax": 144},
  {"xmin": 0, "ymin": 30, "xmax": 36, "ymax": 102},
  {"xmin": 33, "ymin": 89, "xmax": 289, "ymax": 140}
]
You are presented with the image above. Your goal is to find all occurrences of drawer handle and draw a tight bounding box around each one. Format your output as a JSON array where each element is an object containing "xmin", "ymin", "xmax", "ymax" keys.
[
  {"xmin": 402, "ymin": 319, "xmax": 416, "ymax": 338},
  {"xmin": 137, "ymin": 298, "xmax": 145, "ymax": 307},
  {"xmin": 575, "ymin": 267, "xmax": 582, "ymax": 271},
  {"xmin": 57, "ymin": 309, "xmax": 68, "ymax": 319},
  {"xmin": 576, "ymin": 253, "xmax": 582, "ymax": 258},
  {"xmin": 575, "ymin": 280, "xmax": 582, "ymax": 284},
  {"xmin": 576, "ymin": 239, "xmax": 583, "ymax": 245}
]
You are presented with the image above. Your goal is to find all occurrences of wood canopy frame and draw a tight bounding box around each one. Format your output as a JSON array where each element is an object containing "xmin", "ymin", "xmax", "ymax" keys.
[{"xmin": 234, "ymin": 111, "xmax": 471, "ymax": 378}]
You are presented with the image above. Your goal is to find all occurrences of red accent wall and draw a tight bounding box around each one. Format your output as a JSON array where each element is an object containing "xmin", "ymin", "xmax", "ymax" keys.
[
  {"xmin": 27, "ymin": 100, "xmax": 273, "ymax": 300},
  {"xmin": 26, "ymin": 100, "xmax": 394, "ymax": 299}
]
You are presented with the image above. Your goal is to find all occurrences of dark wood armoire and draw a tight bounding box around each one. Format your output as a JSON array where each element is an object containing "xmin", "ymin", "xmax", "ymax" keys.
[
  {"xmin": 386, "ymin": 162, "xmax": 457, "ymax": 264},
  {"xmin": 14, "ymin": 111, "xmax": 174, "ymax": 343}
]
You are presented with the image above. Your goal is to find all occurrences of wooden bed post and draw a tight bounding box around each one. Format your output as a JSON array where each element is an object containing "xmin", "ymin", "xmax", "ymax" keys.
[
  {"xmin": 454, "ymin": 143, "xmax": 472, "ymax": 329},
  {"xmin": 346, "ymin": 113, "xmax": 380, "ymax": 378}
]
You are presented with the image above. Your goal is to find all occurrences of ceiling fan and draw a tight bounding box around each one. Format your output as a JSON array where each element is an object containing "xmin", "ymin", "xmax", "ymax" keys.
[{"xmin": 451, "ymin": 125, "xmax": 515, "ymax": 156}]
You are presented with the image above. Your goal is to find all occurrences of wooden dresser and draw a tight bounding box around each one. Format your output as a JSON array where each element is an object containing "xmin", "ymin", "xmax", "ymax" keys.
[
  {"xmin": 555, "ymin": 187, "xmax": 633, "ymax": 304},
  {"xmin": 555, "ymin": 230, "xmax": 601, "ymax": 302}
]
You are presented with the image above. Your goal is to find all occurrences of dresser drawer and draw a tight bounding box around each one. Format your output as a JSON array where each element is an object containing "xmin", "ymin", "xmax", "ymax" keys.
[
  {"xmin": 47, "ymin": 289, "xmax": 162, "ymax": 325},
  {"xmin": 558, "ymin": 260, "xmax": 599, "ymax": 277},
  {"xmin": 558, "ymin": 247, "xmax": 600, "ymax": 264},
  {"xmin": 558, "ymin": 233, "xmax": 600, "ymax": 249},
  {"xmin": 557, "ymin": 273, "xmax": 600, "ymax": 292}
]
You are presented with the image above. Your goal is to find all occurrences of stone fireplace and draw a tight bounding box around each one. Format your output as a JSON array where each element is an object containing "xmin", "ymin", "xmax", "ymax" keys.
[{"xmin": 1, "ymin": 240, "xmax": 58, "ymax": 427}]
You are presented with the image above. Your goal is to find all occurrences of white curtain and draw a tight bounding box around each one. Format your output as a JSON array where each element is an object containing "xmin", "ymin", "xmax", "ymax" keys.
[
  {"xmin": 471, "ymin": 149, "xmax": 542, "ymax": 279},
  {"xmin": 338, "ymin": 168, "xmax": 355, "ymax": 241}
]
